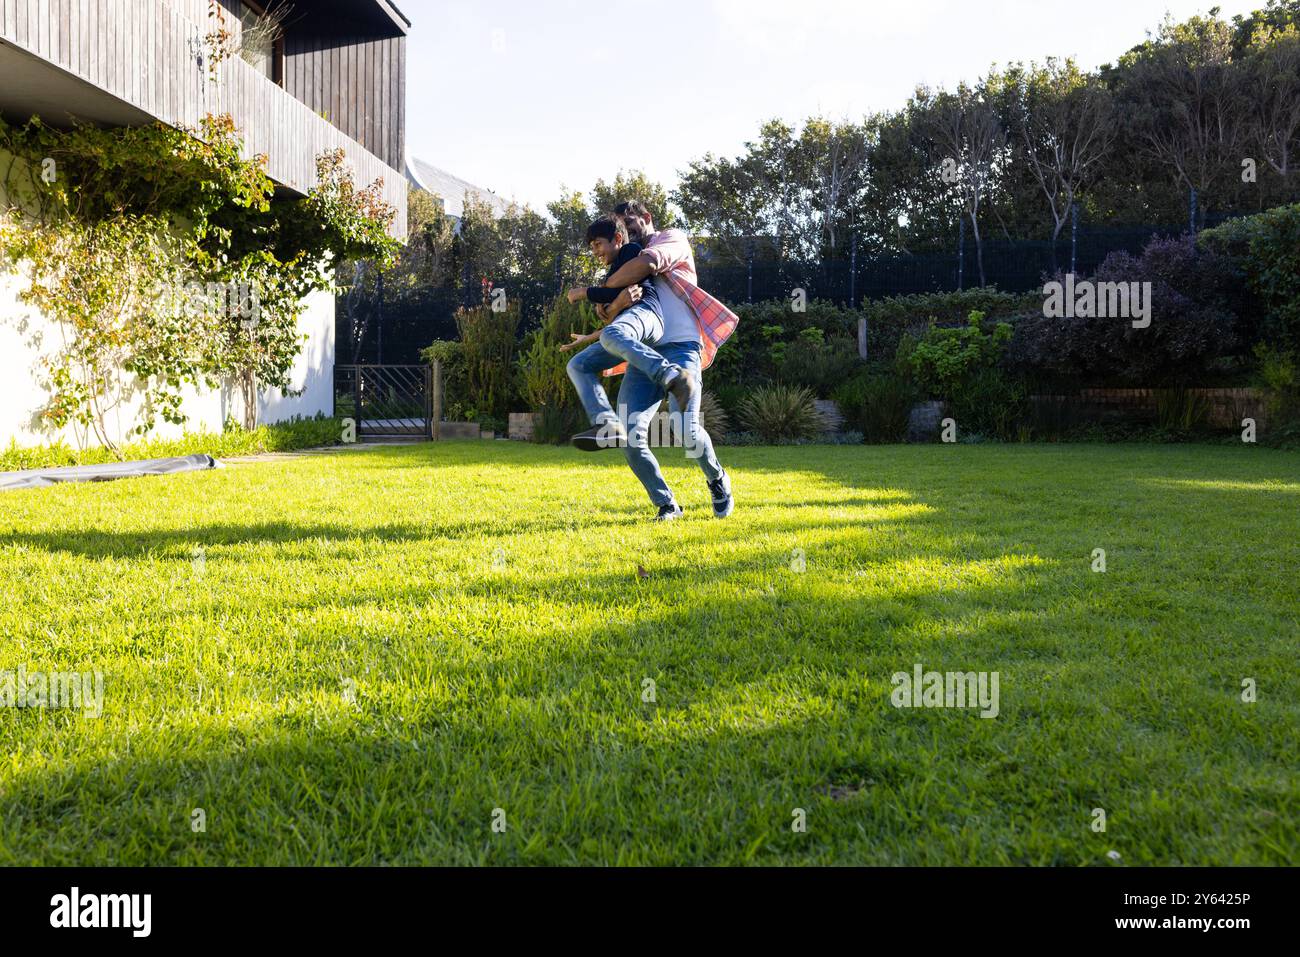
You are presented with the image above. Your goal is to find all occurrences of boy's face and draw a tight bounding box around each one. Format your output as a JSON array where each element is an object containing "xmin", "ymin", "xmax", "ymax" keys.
[{"xmin": 589, "ymin": 234, "xmax": 622, "ymax": 266}]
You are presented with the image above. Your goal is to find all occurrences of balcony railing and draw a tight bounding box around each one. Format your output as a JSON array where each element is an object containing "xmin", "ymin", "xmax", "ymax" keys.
[{"xmin": 0, "ymin": 0, "xmax": 408, "ymax": 238}]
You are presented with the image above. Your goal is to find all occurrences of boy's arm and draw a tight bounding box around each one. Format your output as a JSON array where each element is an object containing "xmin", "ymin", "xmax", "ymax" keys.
[
  {"xmin": 584, "ymin": 285, "xmax": 621, "ymax": 305},
  {"xmin": 558, "ymin": 329, "xmax": 603, "ymax": 353}
]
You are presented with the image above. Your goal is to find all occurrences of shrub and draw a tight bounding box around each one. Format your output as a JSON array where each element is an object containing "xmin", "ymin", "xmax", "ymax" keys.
[
  {"xmin": 709, "ymin": 383, "xmax": 749, "ymax": 423},
  {"xmin": 699, "ymin": 390, "xmax": 731, "ymax": 439},
  {"xmin": 532, "ymin": 405, "xmax": 587, "ymax": 445},
  {"xmin": 517, "ymin": 295, "xmax": 602, "ymax": 413},
  {"xmin": 736, "ymin": 385, "xmax": 825, "ymax": 442},
  {"xmin": 455, "ymin": 300, "xmax": 521, "ymax": 421},
  {"xmin": 860, "ymin": 289, "xmax": 1040, "ymax": 364},
  {"xmin": 777, "ymin": 334, "xmax": 862, "ymax": 397},
  {"xmin": 420, "ymin": 339, "xmax": 468, "ymax": 416},
  {"xmin": 834, "ymin": 372, "xmax": 917, "ymax": 443},
  {"xmin": 1154, "ymin": 389, "xmax": 1212, "ymax": 433},
  {"xmin": 1200, "ymin": 204, "xmax": 1300, "ymax": 349},
  {"xmin": 709, "ymin": 299, "xmax": 859, "ymax": 391},
  {"xmin": 949, "ymin": 368, "xmax": 1028, "ymax": 441},
  {"xmin": 906, "ymin": 311, "xmax": 1013, "ymax": 399},
  {"xmin": 1007, "ymin": 236, "xmax": 1239, "ymax": 387},
  {"xmin": 1254, "ymin": 343, "xmax": 1300, "ymax": 447}
]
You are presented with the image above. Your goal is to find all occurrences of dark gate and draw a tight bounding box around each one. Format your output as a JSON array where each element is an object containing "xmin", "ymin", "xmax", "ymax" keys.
[{"xmin": 334, "ymin": 365, "xmax": 431, "ymax": 439}]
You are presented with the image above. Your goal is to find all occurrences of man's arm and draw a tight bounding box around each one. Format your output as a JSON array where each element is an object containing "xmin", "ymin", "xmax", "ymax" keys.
[
  {"xmin": 602, "ymin": 253, "xmax": 655, "ymax": 290},
  {"xmin": 605, "ymin": 228, "xmax": 693, "ymax": 288}
]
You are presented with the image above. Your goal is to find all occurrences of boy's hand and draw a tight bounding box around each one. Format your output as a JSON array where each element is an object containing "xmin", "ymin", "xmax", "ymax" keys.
[
  {"xmin": 557, "ymin": 333, "xmax": 587, "ymax": 353},
  {"xmin": 566, "ymin": 287, "xmax": 586, "ymax": 304},
  {"xmin": 607, "ymin": 284, "xmax": 642, "ymax": 318}
]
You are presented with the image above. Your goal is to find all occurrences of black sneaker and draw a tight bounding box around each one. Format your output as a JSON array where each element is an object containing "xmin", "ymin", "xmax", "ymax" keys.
[
  {"xmin": 707, "ymin": 471, "xmax": 734, "ymax": 518},
  {"xmin": 571, "ymin": 422, "xmax": 626, "ymax": 452},
  {"xmin": 665, "ymin": 368, "xmax": 697, "ymax": 411},
  {"xmin": 654, "ymin": 503, "xmax": 684, "ymax": 522}
]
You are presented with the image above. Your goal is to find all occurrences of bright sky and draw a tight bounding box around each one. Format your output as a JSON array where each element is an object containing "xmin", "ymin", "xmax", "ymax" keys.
[{"xmin": 401, "ymin": 0, "xmax": 1265, "ymax": 213}]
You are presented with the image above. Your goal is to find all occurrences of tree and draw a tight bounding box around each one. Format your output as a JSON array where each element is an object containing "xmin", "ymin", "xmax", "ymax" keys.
[
  {"xmin": 388, "ymin": 188, "xmax": 456, "ymax": 293},
  {"xmin": 591, "ymin": 170, "xmax": 676, "ymax": 227},
  {"xmin": 801, "ymin": 118, "xmax": 870, "ymax": 257},
  {"xmin": 0, "ymin": 115, "xmax": 398, "ymax": 443},
  {"xmin": 1006, "ymin": 60, "xmax": 1115, "ymax": 254},
  {"xmin": 1242, "ymin": 23, "xmax": 1300, "ymax": 187},
  {"xmin": 920, "ymin": 83, "xmax": 1008, "ymax": 286},
  {"xmin": 1117, "ymin": 15, "xmax": 1249, "ymax": 217},
  {"xmin": 674, "ymin": 149, "xmax": 768, "ymax": 263}
]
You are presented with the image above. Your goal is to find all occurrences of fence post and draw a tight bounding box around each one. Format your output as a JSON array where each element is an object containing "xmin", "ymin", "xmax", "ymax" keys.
[
  {"xmin": 1070, "ymin": 202, "xmax": 1079, "ymax": 275},
  {"xmin": 375, "ymin": 270, "xmax": 385, "ymax": 365},
  {"xmin": 1189, "ymin": 188, "xmax": 1198, "ymax": 236},
  {"xmin": 957, "ymin": 215, "xmax": 965, "ymax": 291},
  {"xmin": 858, "ymin": 316, "xmax": 868, "ymax": 361},
  {"xmin": 430, "ymin": 359, "xmax": 442, "ymax": 441},
  {"xmin": 353, "ymin": 365, "xmax": 362, "ymax": 443},
  {"xmin": 849, "ymin": 231, "xmax": 858, "ymax": 307},
  {"xmin": 746, "ymin": 239, "xmax": 754, "ymax": 304}
]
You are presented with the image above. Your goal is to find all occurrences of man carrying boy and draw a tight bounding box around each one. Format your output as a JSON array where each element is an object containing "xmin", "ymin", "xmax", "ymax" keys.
[
  {"xmin": 579, "ymin": 201, "xmax": 739, "ymax": 522},
  {"xmin": 563, "ymin": 215, "xmax": 696, "ymax": 454}
]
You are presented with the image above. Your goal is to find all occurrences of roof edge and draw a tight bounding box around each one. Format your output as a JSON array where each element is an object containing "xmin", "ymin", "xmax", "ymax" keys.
[{"xmin": 373, "ymin": 0, "xmax": 411, "ymax": 33}]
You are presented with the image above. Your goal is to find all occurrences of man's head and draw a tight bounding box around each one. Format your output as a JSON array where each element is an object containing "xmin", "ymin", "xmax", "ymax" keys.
[
  {"xmin": 613, "ymin": 200, "xmax": 654, "ymax": 244},
  {"xmin": 586, "ymin": 215, "xmax": 629, "ymax": 265}
]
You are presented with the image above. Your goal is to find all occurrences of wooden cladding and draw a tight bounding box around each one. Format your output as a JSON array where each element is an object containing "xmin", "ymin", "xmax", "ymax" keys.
[
  {"xmin": 283, "ymin": 30, "xmax": 405, "ymax": 173},
  {"xmin": 0, "ymin": 0, "xmax": 407, "ymax": 237}
]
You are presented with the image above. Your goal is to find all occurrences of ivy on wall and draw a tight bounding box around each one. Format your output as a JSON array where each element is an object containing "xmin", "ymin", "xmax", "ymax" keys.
[{"xmin": 0, "ymin": 113, "xmax": 399, "ymax": 452}]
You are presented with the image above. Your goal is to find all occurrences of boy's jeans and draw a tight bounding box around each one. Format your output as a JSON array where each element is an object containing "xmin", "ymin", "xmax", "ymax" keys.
[
  {"xmin": 617, "ymin": 341, "xmax": 724, "ymax": 508},
  {"xmin": 566, "ymin": 302, "xmax": 671, "ymax": 427}
]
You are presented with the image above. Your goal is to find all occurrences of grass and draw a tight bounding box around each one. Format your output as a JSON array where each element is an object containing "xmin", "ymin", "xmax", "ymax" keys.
[
  {"xmin": 0, "ymin": 415, "xmax": 346, "ymax": 473},
  {"xmin": 0, "ymin": 440, "xmax": 1296, "ymax": 865}
]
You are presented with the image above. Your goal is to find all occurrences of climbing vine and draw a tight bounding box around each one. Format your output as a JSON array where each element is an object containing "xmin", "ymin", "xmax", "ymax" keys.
[{"xmin": 0, "ymin": 113, "xmax": 399, "ymax": 451}]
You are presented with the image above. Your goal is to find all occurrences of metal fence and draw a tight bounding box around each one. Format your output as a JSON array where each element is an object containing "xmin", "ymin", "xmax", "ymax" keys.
[
  {"xmin": 333, "ymin": 364, "xmax": 432, "ymax": 438},
  {"xmin": 338, "ymin": 205, "xmax": 1250, "ymax": 365}
]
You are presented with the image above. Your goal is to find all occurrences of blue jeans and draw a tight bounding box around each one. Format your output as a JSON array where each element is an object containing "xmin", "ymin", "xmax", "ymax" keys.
[
  {"xmin": 618, "ymin": 341, "xmax": 725, "ymax": 508},
  {"xmin": 566, "ymin": 302, "xmax": 671, "ymax": 426}
]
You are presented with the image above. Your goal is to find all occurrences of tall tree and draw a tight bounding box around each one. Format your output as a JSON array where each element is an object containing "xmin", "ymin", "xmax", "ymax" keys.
[
  {"xmin": 920, "ymin": 83, "xmax": 1008, "ymax": 286},
  {"xmin": 1117, "ymin": 15, "xmax": 1249, "ymax": 217},
  {"xmin": 591, "ymin": 170, "xmax": 676, "ymax": 227},
  {"xmin": 1005, "ymin": 60, "xmax": 1115, "ymax": 253},
  {"xmin": 1243, "ymin": 23, "xmax": 1300, "ymax": 187},
  {"xmin": 800, "ymin": 118, "xmax": 870, "ymax": 256}
]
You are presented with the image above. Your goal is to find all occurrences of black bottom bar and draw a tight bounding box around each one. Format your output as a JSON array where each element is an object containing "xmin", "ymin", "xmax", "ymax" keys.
[{"xmin": 0, "ymin": 866, "xmax": 1288, "ymax": 944}]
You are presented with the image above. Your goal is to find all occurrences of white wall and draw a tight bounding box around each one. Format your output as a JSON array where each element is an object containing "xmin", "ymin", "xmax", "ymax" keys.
[
  {"xmin": 258, "ymin": 287, "xmax": 336, "ymax": 427},
  {"xmin": 0, "ymin": 267, "xmax": 336, "ymax": 451},
  {"xmin": 0, "ymin": 144, "xmax": 336, "ymax": 453}
]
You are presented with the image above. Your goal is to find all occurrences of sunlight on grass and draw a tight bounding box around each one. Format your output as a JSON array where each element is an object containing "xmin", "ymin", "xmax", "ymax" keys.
[
  {"xmin": 1144, "ymin": 477, "xmax": 1300, "ymax": 494},
  {"xmin": 0, "ymin": 441, "xmax": 1296, "ymax": 865}
]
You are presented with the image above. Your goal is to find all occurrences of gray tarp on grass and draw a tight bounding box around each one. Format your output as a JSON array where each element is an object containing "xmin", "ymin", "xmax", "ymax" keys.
[{"xmin": 0, "ymin": 454, "xmax": 222, "ymax": 492}]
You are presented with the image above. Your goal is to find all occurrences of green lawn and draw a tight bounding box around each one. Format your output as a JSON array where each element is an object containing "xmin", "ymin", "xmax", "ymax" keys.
[{"xmin": 0, "ymin": 441, "xmax": 1296, "ymax": 865}]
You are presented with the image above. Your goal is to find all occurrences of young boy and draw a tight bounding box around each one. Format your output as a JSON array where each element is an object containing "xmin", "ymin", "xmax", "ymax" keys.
[{"xmin": 562, "ymin": 215, "xmax": 673, "ymax": 450}]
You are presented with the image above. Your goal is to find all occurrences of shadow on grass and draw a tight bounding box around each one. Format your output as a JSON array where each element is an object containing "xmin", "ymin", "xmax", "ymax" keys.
[{"xmin": 2, "ymin": 442, "xmax": 1296, "ymax": 863}]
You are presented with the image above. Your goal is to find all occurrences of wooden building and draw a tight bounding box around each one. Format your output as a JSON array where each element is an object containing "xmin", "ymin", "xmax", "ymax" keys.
[{"xmin": 0, "ymin": 0, "xmax": 411, "ymax": 449}]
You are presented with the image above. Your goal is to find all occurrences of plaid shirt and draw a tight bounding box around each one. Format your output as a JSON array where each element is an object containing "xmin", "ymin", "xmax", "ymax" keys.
[{"xmin": 602, "ymin": 228, "xmax": 739, "ymax": 378}]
